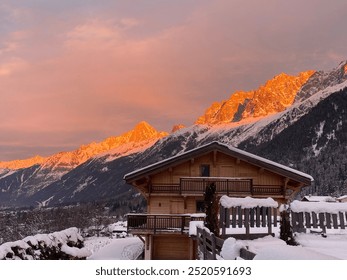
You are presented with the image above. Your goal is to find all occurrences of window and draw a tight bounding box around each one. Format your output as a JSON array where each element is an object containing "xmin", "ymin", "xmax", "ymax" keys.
[{"xmin": 200, "ymin": 164, "xmax": 210, "ymax": 177}]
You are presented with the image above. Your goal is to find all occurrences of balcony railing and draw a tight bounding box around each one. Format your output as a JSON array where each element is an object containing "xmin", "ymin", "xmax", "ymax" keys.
[
  {"xmin": 149, "ymin": 177, "xmax": 284, "ymax": 196},
  {"xmin": 127, "ymin": 214, "xmax": 205, "ymax": 234}
]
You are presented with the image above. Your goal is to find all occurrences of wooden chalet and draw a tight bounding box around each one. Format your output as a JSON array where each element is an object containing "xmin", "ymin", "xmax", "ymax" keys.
[{"xmin": 124, "ymin": 141, "xmax": 313, "ymax": 260}]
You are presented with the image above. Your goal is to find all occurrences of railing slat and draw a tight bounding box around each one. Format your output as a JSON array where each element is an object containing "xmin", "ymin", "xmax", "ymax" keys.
[
  {"xmin": 340, "ymin": 212, "xmax": 345, "ymax": 229},
  {"xmin": 312, "ymin": 212, "xmax": 318, "ymax": 228},
  {"xmin": 332, "ymin": 213, "xmax": 338, "ymax": 229}
]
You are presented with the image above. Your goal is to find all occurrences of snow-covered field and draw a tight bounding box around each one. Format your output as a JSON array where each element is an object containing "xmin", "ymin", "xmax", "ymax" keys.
[
  {"xmin": 85, "ymin": 236, "xmax": 144, "ymax": 260},
  {"xmin": 83, "ymin": 230, "xmax": 347, "ymax": 260}
]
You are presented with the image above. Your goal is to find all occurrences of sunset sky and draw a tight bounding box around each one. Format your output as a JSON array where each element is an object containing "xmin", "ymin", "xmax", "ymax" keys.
[{"xmin": 1, "ymin": 0, "xmax": 347, "ymax": 161}]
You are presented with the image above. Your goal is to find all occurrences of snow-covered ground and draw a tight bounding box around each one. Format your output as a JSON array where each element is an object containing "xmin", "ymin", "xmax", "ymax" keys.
[
  {"xmin": 240, "ymin": 233, "xmax": 347, "ymax": 260},
  {"xmin": 83, "ymin": 231, "xmax": 347, "ymax": 260},
  {"xmin": 85, "ymin": 236, "xmax": 144, "ymax": 260}
]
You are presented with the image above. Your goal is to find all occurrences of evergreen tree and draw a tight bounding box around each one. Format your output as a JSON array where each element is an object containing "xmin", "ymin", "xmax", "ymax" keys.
[{"xmin": 204, "ymin": 182, "xmax": 219, "ymax": 237}]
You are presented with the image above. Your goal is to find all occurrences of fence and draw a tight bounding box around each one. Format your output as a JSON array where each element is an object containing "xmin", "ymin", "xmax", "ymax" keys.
[
  {"xmin": 196, "ymin": 227, "xmax": 256, "ymax": 260},
  {"xmin": 290, "ymin": 201, "xmax": 347, "ymax": 234},
  {"xmin": 219, "ymin": 205, "xmax": 278, "ymax": 239},
  {"xmin": 196, "ymin": 227, "xmax": 224, "ymax": 260}
]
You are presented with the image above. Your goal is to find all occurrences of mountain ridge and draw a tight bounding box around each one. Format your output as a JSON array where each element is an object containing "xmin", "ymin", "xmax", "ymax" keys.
[
  {"xmin": 1, "ymin": 60, "xmax": 347, "ymax": 209},
  {"xmin": 195, "ymin": 70, "xmax": 315, "ymax": 125},
  {"xmin": 0, "ymin": 121, "xmax": 168, "ymax": 171}
]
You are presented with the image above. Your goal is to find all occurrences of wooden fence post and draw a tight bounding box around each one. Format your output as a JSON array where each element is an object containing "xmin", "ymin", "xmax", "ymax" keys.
[{"xmin": 211, "ymin": 233, "xmax": 216, "ymax": 260}]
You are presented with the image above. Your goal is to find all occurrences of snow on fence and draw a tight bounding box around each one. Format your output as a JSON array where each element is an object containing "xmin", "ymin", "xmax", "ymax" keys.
[
  {"xmin": 290, "ymin": 201, "xmax": 347, "ymax": 234},
  {"xmin": 219, "ymin": 196, "xmax": 278, "ymax": 239},
  {"xmin": 0, "ymin": 227, "xmax": 91, "ymax": 260}
]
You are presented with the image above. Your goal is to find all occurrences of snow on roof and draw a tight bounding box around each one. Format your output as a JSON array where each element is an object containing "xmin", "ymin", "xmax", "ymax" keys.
[
  {"xmin": 338, "ymin": 195, "xmax": 347, "ymax": 200},
  {"xmin": 291, "ymin": 200, "xmax": 347, "ymax": 214},
  {"xmin": 220, "ymin": 195, "xmax": 278, "ymax": 209},
  {"xmin": 302, "ymin": 195, "xmax": 336, "ymax": 202},
  {"xmin": 124, "ymin": 141, "xmax": 313, "ymax": 183}
]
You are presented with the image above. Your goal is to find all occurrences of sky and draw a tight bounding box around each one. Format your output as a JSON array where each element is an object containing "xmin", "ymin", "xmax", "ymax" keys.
[{"xmin": 1, "ymin": 0, "xmax": 347, "ymax": 161}]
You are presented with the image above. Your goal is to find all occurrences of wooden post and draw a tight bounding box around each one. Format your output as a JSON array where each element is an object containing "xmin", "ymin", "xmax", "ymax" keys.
[
  {"xmin": 319, "ymin": 213, "xmax": 326, "ymax": 234},
  {"xmin": 305, "ymin": 212, "xmax": 311, "ymax": 228},
  {"xmin": 256, "ymin": 207, "xmax": 260, "ymax": 227},
  {"xmin": 250, "ymin": 208, "xmax": 255, "ymax": 227},
  {"xmin": 298, "ymin": 212, "xmax": 304, "ymax": 231},
  {"xmin": 203, "ymin": 229, "xmax": 207, "ymax": 260},
  {"xmin": 211, "ymin": 233, "xmax": 216, "ymax": 260},
  {"xmin": 273, "ymin": 208, "xmax": 277, "ymax": 227},
  {"xmin": 238, "ymin": 207, "xmax": 243, "ymax": 228},
  {"xmin": 220, "ymin": 205, "xmax": 225, "ymax": 228},
  {"xmin": 332, "ymin": 214, "xmax": 338, "ymax": 229},
  {"xmin": 245, "ymin": 208, "xmax": 250, "ymax": 236},
  {"xmin": 312, "ymin": 212, "xmax": 318, "ymax": 228},
  {"xmin": 339, "ymin": 212, "xmax": 345, "ymax": 229}
]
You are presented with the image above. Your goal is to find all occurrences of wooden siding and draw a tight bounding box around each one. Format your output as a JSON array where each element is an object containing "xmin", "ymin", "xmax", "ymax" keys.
[
  {"xmin": 152, "ymin": 235, "xmax": 190, "ymax": 260},
  {"xmin": 150, "ymin": 151, "xmax": 284, "ymax": 187},
  {"xmin": 148, "ymin": 196, "xmax": 200, "ymax": 214}
]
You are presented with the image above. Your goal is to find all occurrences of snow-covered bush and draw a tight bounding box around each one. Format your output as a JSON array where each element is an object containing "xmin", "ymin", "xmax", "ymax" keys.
[
  {"xmin": 220, "ymin": 237, "xmax": 245, "ymax": 260},
  {"xmin": 0, "ymin": 227, "xmax": 91, "ymax": 260}
]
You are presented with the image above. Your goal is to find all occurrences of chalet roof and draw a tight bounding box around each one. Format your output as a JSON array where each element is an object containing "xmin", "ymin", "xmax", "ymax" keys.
[
  {"xmin": 302, "ymin": 195, "xmax": 336, "ymax": 202},
  {"xmin": 124, "ymin": 141, "xmax": 313, "ymax": 185}
]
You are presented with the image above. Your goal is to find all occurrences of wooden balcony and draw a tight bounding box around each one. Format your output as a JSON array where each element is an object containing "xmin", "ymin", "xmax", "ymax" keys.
[
  {"xmin": 127, "ymin": 214, "xmax": 205, "ymax": 235},
  {"xmin": 149, "ymin": 177, "xmax": 285, "ymax": 197}
]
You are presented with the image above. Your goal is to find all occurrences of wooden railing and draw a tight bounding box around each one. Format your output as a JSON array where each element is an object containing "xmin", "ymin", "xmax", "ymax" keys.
[
  {"xmin": 196, "ymin": 227, "xmax": 224, "ymax": 260},
  {"xmin": 127, "ymin": 214, "xmax": 205, "ymax": 234},
  {"xmin": 180, "ymin": 177, "xmax": 252, "ymax": 195},
  {"xmin": 149, "ymin": 177, "xmax": 284, "ymax": 196}
]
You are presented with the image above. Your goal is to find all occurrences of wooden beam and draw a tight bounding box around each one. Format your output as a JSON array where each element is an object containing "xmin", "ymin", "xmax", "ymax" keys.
[
  {"xmin": 236, "ymin": 158, "xmax": 241, "ymax": 165},
  {"xmin": 137, "ymin": 235, "xmax": 145, "ymax": 244}
]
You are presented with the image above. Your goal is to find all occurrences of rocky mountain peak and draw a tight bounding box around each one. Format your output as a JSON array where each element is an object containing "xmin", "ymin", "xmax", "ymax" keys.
[
  {"xmin": 1, "ymin": 121, "xmax": 168, "ymax": 171},
  {"xmin": 171, "ymin": 124, "xmax": 186, "ymax": 133},
  {"xmin": 294, "ymin": 61, "xmax": 347, "ymax": 103},
  {"xmin": 0, "ymin": 155, "xmax": 47, "ymax": 170},
  {"xmin": 195, "ymin": 70, "xmax": 314, "ymax": 125}
]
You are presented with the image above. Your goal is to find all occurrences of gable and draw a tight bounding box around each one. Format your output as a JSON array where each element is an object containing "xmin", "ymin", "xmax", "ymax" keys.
[{"xmin": 124, "ymin": 142, "xmax": 313, "ymax": 186}]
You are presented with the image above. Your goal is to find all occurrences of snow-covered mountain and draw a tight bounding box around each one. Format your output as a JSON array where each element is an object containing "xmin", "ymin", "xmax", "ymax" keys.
[
  {"xmin": 1, "ymin": 61, "xmax": 347, "ymax": 209},
  {"xmin": 0, "ymin": 121, "xmax": 167, "ymax": 207}
]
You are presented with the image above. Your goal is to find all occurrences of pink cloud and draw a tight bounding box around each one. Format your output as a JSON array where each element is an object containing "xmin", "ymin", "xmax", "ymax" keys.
[{"xmin": 1, "ymin": 0, "xmax": 347, "ymax": 160}]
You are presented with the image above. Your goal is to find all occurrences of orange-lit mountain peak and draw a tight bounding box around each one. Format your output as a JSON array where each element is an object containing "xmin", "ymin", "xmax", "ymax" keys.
[
  {"xmin": 0, "ymin": 155, "xmax": 47, "ymax": 170},
  {"xmin": 1, "ymin": 121, "xmax": 168, "ymax": 171},
  {"xmin": 242, "ymin": 70, "xmax": 315, "ymax": 118},
  {"xmin": 128, "ymin": 121, "xmax": 168, "ymax": 142},
  {"xmin": 195, "ymin": 70, "xmax": 315, "ymax": 125},
  {"xmin": 171, "ymin": 124, "xmax": 186, "ymax": 133}
]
